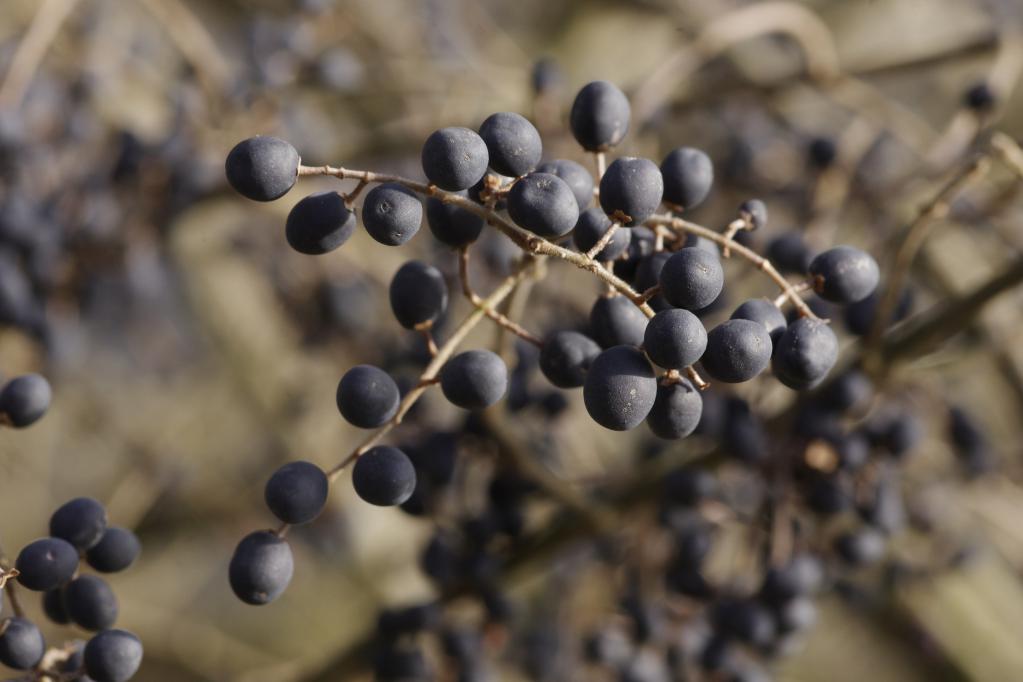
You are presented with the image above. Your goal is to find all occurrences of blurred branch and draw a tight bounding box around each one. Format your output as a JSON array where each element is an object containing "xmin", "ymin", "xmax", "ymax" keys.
[{"xmin": 0, "ymin": 0, "xmax": 80, "ymax": 109}]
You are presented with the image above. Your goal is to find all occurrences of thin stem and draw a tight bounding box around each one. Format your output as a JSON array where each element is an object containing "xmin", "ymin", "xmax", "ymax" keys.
[
  {"xmin": 585, "ymin": 222, "xmax": 620, "ymax": 260},
  {"xmin": 774, "ymin": 280, "xmax": 813, "ymax": 308},
  {"xmin": 458, "ymin": 247, "xmax": 542, "ymax": 347},
  {"xmin": 595, "ymin": 152, "xmax": 607, "ymax": 179},
  {"xmin": 417, "ymin": 326, "xmax": 439, "ymax": 357},
  {"xmin": 685, "ymin": 366, "xmax": 710, "ymax": 390},
  {"xmin": 342, "ymin": 179, "xmax": 369, "ymax": 207},
  {"xmin": 721, "ymin": 218, "xmax": 748, "ymax": 258},
  {"xmin": 637, "ymin": 285, "xmax": 661, "ymax": 304},
  {"xmin": 0, "ymin": 543, "xmax": 24, "ymax": 618}
]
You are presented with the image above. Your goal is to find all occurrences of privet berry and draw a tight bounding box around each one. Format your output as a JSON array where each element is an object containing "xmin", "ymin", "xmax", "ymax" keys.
[
  {"xmin": 766, "ymin": 232, "xmax": 814, "ymax": 275},
  {"xmin": 573, "ymin": 208, "xmax": 630, "ymax": 260},
  {"xmin": 229, "ymin": 530, "xmax": 294, "ymax": 605},
  {"xmin": 536, "ymin": 159, "xmax": 594, "ymax": 211},
  {"xmin": 738, "ymin": 199, "xmax": 768, "ymax": 230},
  {"xmin": 808, "ymin": 245, "xmax": 880, "ymax": 304},
  {"xmin": 362, "ymin": 183, "xmax": 422, "ymax": 246},
  {"xmin": 264, "ymin": 460, "xmax": 330, "ymax": 525},
  {"xmin": 389, "ymin": 261, "xmax": 448, "ymax": 329},
  {"xmin": 539, "ymin": 331, "xmax": 602, "ymax": 389},
  {"xmin": 730, "ymin": 299, "xmax": 787, "ymax": 345},
  {"xmin": 478, "ymin": 112, "xmax": 542, "ymax": 178},
  {"xmin": 590, "ymin": 295, "xmax": 647, "ymax": 349},
  {"xmin": 352, "ymin": 446, "xmax": 417, "ymax": 506},
  {"xmin": 86, "ymin": 528, "xmax": 141, "ymax": 574},
  {"xmin": 425, "ymin": 192, "xmax": 485, "ymax": 247},
  {"xmin": 336, "ymin": 365, "xmax": 401, "ymax": 428},
  {"xmin": 421, "ymin": 127, "xmax": 489, "ymax": 191},
  {"xmin": 225, "ymin": 136, "xmax": 300, "ymax": 202},
  {"xmin": 583, "ymin": 346, "xmax": 657, "ymax": 431},
  {"xmin": 284, "ymin": 191, "xmax": 356, "ymax": 255},
  {"xmin": 772, "ymin": 318, "xmax": 839, "ymax": 390},
  {"xmin": 643, "ymin": 308, "xmax": 708, "ymax": 370},
  {"xmin": 507, "ymin": 172, "xmax": 579, "ymax": 238},
  {"xmin": 440, "ymin": 350, "xmax": 508, "ymax": 410},
  {"xmin": 569, "ymin": 81, "xmax": 631, "ymax": 151},
  {"xmin": 43, "ymin": 588, "xmax": 70, "ymax": 625},
  {"xmin": 660, "ymin": 147, "xmax": 713, "ymax": 210},
  {"xmin": 0, "ymin": 373, "xmax": 51, "ymax": 428},
  {"xmin": 700, "ymin": 319, "xmax": 772, "ymax": 383},
  {"xmin": 0, "ymin": 617, "xmax": 45, "ymax": 670},
  {"xmin": 659, "ymin": 247, "xmax": 724, "ymax": 311},
  {"xmin": 15, "ymin": 537, "xmax": 79, "ymax": 591},
  {"xmin": 50, "ymin": 497, "xmax": 108, "ymax": 551},
  {"xmin": 599, "ymin": 157, "xmax": 663, "ymax": 226},
  {"xmin": 83, "ymin": 629, "xmax": 144, "ymax": 682},
  {"xmin": 646, "ymin": 379, "xmax": 703, "ymax": 440},
  {"xmin": 65, "ymin": 575, "xmax": 119, "ymax": 631}
]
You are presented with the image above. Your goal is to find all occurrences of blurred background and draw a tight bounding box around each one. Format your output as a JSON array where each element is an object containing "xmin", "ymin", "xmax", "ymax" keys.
[{"xmin": 3, "ymin": 0, "xmax": 1023, "ymax": 680}]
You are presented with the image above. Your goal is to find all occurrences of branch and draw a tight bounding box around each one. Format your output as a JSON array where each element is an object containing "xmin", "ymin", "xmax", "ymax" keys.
[{"xmin": 458, "ymin": 247, "xmax": 542, "ymax": 347}]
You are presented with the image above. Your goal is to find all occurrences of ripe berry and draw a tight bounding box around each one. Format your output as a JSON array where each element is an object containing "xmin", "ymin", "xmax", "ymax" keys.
[
  {"xmin": 599, "ymin": 157, "xmax": 663, "ymax": 226},
  {"xmin": 362, "ymin": 183, "xmax": 422, "ymax": 246},
  {"xmin": 573, "ymin": 208, "xmax": 630, "ymax": 260},
  {"xmin": 86, "ymin": 528, "xmax": 141, "ymax": 573},
  {"xmin": 440, "ymin": 350, "xmax": 508, "ymax": 409},
  {"xmin": 0, "ymin": 373, "xmax": 51, "ymax": 428},
  {"xmin": 0, "ymin": 617, "xmax": 45, "ymax": 670},
  {"xmin": 730, "ymin": 299, "xmax": 786, "ymax": 344},
  {"xmin": 760, "ymin": 554, "xmax": 824, "ymax": 605},
  {"xmin": 478, "ymin": 112, "xmax": 542, "ymax": 177},
  {"xmin": 808, "ymin": 136, "xmax": 837, "ymax": 169},
  {"xmin": 264, "ymin": 460, "xmax": 329, "ymax": 525},
  {"xmin": 65, "ymin": 575, "xmax": 118, "ymax": 631},
  {"xmin": 536, "ymin": 159, "xmax": 594, "ymax": 211},
  {"xmin": 225, "ymin": 136, "xmax": 299, "ymax": 202},
  {"xmin": 569, "ymin": 81, "xmax": 631, "ymax": 151},
  {"xmin": 50, "ymin": 497, "xmax": 107, "ymax": 551},
  {"xmin": 964, "ymin": 82, "xmax": 996, "ymax": 112},
  {"xmin": 84, "ymin": 629, "xmax": 143, "ymax": 682},
  {"xmin": 43, "ymin": 588, "xmax": 70, "ymax": 624},
  {"xmin": 643, "ymin": 308, "xmax": 707, "ymax": 370},
  {"xmin": 766, "ymin": 232, "xmax": 814, "ymax": 275},
  {"xmin": 583, "ymin": 345, "xmax": 657, "ymax": 431},
  {"xmin": 590, "ymin": 295, "xmax": 647, "ymax": 349},
  {"xmin": 660, "ymin": 147, "xmax": 713, "ymax": 210},
  {"xmin": 421, "ymin": 127, "xmax": 489, "ymax": 191},
  {"xmin": 539, "ymin": 331, "xmax": 601, "ymax": 388},
  {"xmin": 700, "ymin": 319, "xmax": 771, "ymax": 383},
  {"xmin": 389, "ymin": 261, "xmax": 448, "ymax": 329},
  {"xmin": 834, "ymin": 528, "xmax": 886, "ymax": 566},
  {"xmin": 352, "ymin": 446, "xmax": 417, "ymax": 506},
  {"xmin": 738, "ymin": 199, "xmax": 767, "ymax": 230},
  {"xmin": 772, "ymin": 318, "xmax": 838, "ymax": 390},
  {"xmin": 507, "ymin": 172, "xmax": 579, "ymax": 238},
  {"xmin": 808, "ymin": 246, "xmax": 880, "ymax": 304},
  {"xmin": 15, "ymin": 537, "xmax": 78, "ymax": 591},
  {"xmin": 659, "ymin": 247, "xmax": 724, "ymax": 311},
  {"xmin": 425, "ymin": 192, "xmax": 484, "ymax": 247},
  {"xmin": 284, "ymin": 191, "xmax": 356, "ymax": 255},
  {"xmin": 336, "ymin": 365, "xmax": 401, "ymax": 428},
  {"xmin": 229, "ymin": 531, "xmax": 294, "ymax": 605},
  {"xmin": 646, "ymin": 379, "xmax": 703, "ymax": 440}
]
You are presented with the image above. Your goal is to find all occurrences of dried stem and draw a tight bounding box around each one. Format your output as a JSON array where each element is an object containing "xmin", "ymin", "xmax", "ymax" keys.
[
  {"xmin": 774, "ymin": 280, "xmax": 813, "ymax": 309},
  {"xmin": 685, "ymin": 365, "xmax": 710, "ymax": 390},
  {"xmin": 0, "ymin": 0, "xmax": 80, "ymax": 109},
  {"xmin": 458, "ymin": 247, "xmax": 542, "ymax": 347},
  {"xmin": 585, "ymin": 222, "xmax": 620, "ymax": 260},
  {"xmin": 721, "ymin": 218, "xmax": 748, "ymax": 258}
]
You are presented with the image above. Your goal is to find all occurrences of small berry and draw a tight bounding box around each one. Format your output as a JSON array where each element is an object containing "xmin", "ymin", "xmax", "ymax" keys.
[
  {"xmin": 225, "ymin": 136, "xmax": 299, "ymax": 202},
  {"xmin": 808, "ymin": 246, "xmax": 879, "ymax": 304},
  {"xmin": 362, "ymin": 183, "xmax": 422, "ymax": 246},
  {"xmin": 478, "ymin": 112, "xmax": 542, "ymax": 178},
  {"xmin": 583, "ymin": 345, "xmax": 657, "ymax": 431},
  {"xmin": 569, "ymin": 81, "xmax": 631, "ymax": 151},
  {"xmin": 421, "ymin": 127, "xmax": 489, "ymax": 191},
  {"xmin": 285, "ymin": 191, "xmax": 356, "ymax": 255},
  {"xmin": 440, "ymin": 350, "xmax": 508, "ymax": 409},
  {"xmin": 700, "ymin": 319, "xmax": 771, "ymax": 383},
  {"xmin": 389, "ymin": 261, "xmax": 448, "ymax": 330},
  {"xmin": 0, "ymin": 373, "xmax": 51, "ymax": 428},
  {"xmin": 84, "ymin": 629, "xmax": 143, "ymax": 682},
  {"xmin": 352, "ymin": 446, "xmax": 417, "ymax": 506},
  {"xmin": 86, "ymin": 528, "xmax": 141, "ymax": 574},
  {"xmin": 50, "ymin": 497, "xmax": 107, "ymax": 551},
  {"xmin": 659, "ymin": 248, "xmax": 724, "ymax": 311},
  {"xmin": 599, "ymin": 157, "xmax": 663, "ymax": 226},
  {"xmin": 15, "ymin": 537, "xmax": 79, "ymax": 591},
  {"xmin": 264, "ymin": 461, "xmax": 330, "ymax": 525},
  {"xmin": 336, "ymin": 365, "xmax": 401, "ymax": 428},
  {"xmin": 661, "ymin": 147, "xmax": 713, "ymax": 210},
  {"xmin": 229, "ymin": 531, "xmax": 294, "ymax": 605},
  {"xmin": 539, "ymin": 331, "xmax": 602, "ymax": 389}
]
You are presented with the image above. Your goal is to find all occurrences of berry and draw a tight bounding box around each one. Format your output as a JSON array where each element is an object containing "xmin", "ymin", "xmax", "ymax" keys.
[
  {"xmin": 964, "ymin": 82, "xmax": 995, "ymax": 112},
  {"xmin": 738, "ymin": 198, "xmax": 767, "ymax": 230},
  {"xmin": 0, "ymin": 617, "xmax": 45, "ymax": 670},
  {"xmin": 50, "ymin": 497, "xmax": 107, "ymax": 551},
  {"xmin": 659, "ymin": 247, "xmax": 724, "ymax": 311},
  {"xmin": 362, "ymin": 183, "xmax": 422, "ymax": 246},
  {"xmin": 766, "ymin": 232, "xmax": 814, "ymax": 275},
  {"xmin": 599, "ymin": 157, "xmax": 663, "ymax": 226},
  {"xmin": 646, "ymin": 379, "xmax": 703, "ymax": 440},
  {"xmin": 573, "ymin": 208, "xmax": 630, "ymax": 260},
  {"xmin": 808, "ymin": 136, "xmax": 837, "ymax": 169},
  {"xmin": 425, "ymin": 192, "xmax": 484, "ymax": 247},
  {"xmin": 264, "ymin": 461, "xmax": 329, "ymax": 524},
  {"xmin": 15, "ymin": 537, "xmax": 78, "ymax": 591},
  {"xmin": 228, "ymin": 531, "xmax": 294, "ymax": 605},
  {"xmin": 440, "ymin": 350, "xmax": 508, "ymax": 409},
  {"xmin": 43, "ymin": 588, "xmax": 70, "ymax": 624},
  {"xmin": 86, "ymin": 528, "xmax": 141, "ymax": 574},
  {"xmin": 0, "ymin": 373, "xmax": 51, "ymax": 428},
  {"xmin": 700, "ymin": 319, "xmax": 772, "ymax": 383},
  {"xmin": 84, "ymin": 629, "xmax": 143, "ymax": 682},
  {"xmin": 284, "ymin": 191, "xmax": 356, "ymax": 255},
  {"xmin": 663, "ymin": 468, "xmax": 717, "ymax": 507},
  {"xmin": 536, "ymin": 159, "xmax": 594, "ymax": 211},
  {"xmin": 730, "ymin": 299, "xmax": 786, "ymax": 344},
  {"xmin": 65, "ymin": 575, "xmax": 118, "ymax": 631},
  {"xmin": 531, "ymin": 57, "xmax": 563, "ymax": 95},
  {"xmin": 507, "ymin": 172, "xmax": 579, "ymax": 238},
  {"xmin": 772, "ymin": 317, "xmax": 839, "ymax": 390},
  {"xmin": 569, "ymin": 81, "xmax": 631, "ymax": 151},
  {"xmin": 539, "ymin": 331, "xmax": 601, "ymax": 388},
  {"xmin": 817, "ymin": 370, "xmax": 873, "ymax": 414},
  {"xmin": 808, "ymin": 246, "xmax": 880, "ymax": 304},
  {"xmin": 643, "ymin": 308, "xmax": 707, "ymax": 370},
  {"xmin": 225, "ymin": 136, "xmax": 299, "ymax": 202},
  {"xmin": 421, "ymin": 127, "xmax": 489, "ymax": 191},
  {"xmin": 336, "ymin": 365, "xmax": 400, "ymax": 428},
  {"xmin": 478, "ymin": 112, "xmax": 542, "ymax": 178},
  {"xmin": 352, "ymin": 446, "xmax": 417, "ymax": 506},
  {"xmin": 834, "ymin": 528, "xmax": 886, "ymax": 566},
  {"xmin": 760, "ymin": 555, "xmax": 824, "ymax": 605},
  {"xmin": 583, "ymin": 345, "xmax": 657, "ymax": 431},
  {"xmin": 389, "ymin": 261, "xmax": 448, "ymax": 329},
  {"xmin": 590, "ymin": 295, "xmax": 647, "ymax": 349},
  {"xmin": 660, "ymin": 147, "xmax": 713, "ymax": 210}
]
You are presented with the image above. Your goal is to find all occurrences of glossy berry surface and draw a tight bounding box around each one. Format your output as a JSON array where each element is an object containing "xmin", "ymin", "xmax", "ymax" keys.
[
  {"xmin": 284, "ymin": 191, "xmax": 356, "ymax": 255},
  {"xmin": 583, "ymin": 345, "xmax": 657, "ymax": 431},
  {"xmin": 15, "ymin": 537, "xmax": 79, "ymax": 591},
  {"xmin": 0, "ymin": 373, "xmax": 51, "ymax": 428},
  {"xmin": 264, "ymin": 460, "xmax": 330, "ymax": 525},
  {"xmin": 337, "ymin": 365, "xmax": 401, "ymax": 428},
  {"xmin": 0, "ymin": 617, "xmax": 45, "ymax": 670},
  {"xmin": 225, "ymin": 136, "xmax": 299, "ymax": 202},
  {"xmin": 84, "ymin": 629, "xmax": 143, "ymax": 682},
  {"xmin": 229, "ymin": 531, "xmax": 294, "ymax": 605},
  {"xmin": 352, "ymin": 446, "xmax": 417, "ymax": 506},
  {"xmin": 65, "ymin": 575, "xmax": 119, "ymax": 631},
  {"xmin": 50, "ymin": 497, "xmax": 107, "ymax": 551},
  {"xmin": 421, "ymin": 127, "xmax": 489, "ymax": 191},
  {"xmin": 86, "ymin": 528, "xmax": 141, "ymax": 574}
]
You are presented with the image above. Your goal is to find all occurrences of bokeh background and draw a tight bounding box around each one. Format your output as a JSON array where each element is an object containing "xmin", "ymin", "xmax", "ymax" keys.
[{"xmin": 3, "ymin": 0, "xmax": 1023, "ymax": 680}]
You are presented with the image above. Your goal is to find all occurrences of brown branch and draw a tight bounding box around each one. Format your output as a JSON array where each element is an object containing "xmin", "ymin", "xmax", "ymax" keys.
[
  {"xmin": 0, "ymin": 0, "xmax": 80, "ymax": 109},
  {"xmin": 585, "ymin": 222, "xmax": 620, "ymax": 260},
  {"xmin": 458, "ymin": 247, "xmax": 542, "ymax": 347}
]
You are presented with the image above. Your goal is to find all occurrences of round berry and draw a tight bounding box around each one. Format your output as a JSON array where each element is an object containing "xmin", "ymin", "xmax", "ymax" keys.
[
  {"xmin": 389, "ymin": 261, "xmax": 448, "ymax": 329},
  {"xmin": 730, "ymin": 299, "xmax": 787, "ymax": 344},
  {"xmin": 772, "ymin": 317, "xmax": 838, "ymax": 390},
  {"xmin": 225, "ymin": 136, "xmax": 299, "ymax": 202},
  {"xmin": 643, "ymin": 308, "xmax": 707, "ymax": 370},
  {"xmin": 337, "ymin": 365, "xmax": 401, "ymax": 428},
  {"xmin": 65, "ymin": 575, "xmax": 118, "ymax": 631},
  {"xmin": 15, "ymin": 538, "xmax": 78, "ymax": 591},
  {"xmin": 440, "ymin": 350, "xmax": 508, "ymax": 409},
  {"xmin": 536, "ymin": 159, "xmax": 594, "ymax": 211},
  {"xmin": 50, "ymin": 497, "xmax": 107, "ymax": 551},
  {"xmin": 659, "ymin": 247, "xmax": 724, "ymax": 311},
  {"xmin": 700, "ymin": 319, "xmax": 772, "ymax": 383},
  {"xmin": 590, "ymin": 295, "xmax": 647, "ymax": 349},
  {"xmin": 352, "ymin": 446, "xmax": 417, "ymax": 506},
  {"xmin": 84, "ymin": 629, "xmax": 143, "ymax": 682},
  {"xmin": 834, "ymin": 528, "xmax": 886, "ymax": 566},
  {"xmin": 86, "ymin": 528, "xmax": 141, "ymax": 574},
  {"xmin": 599, "ymin": 157, "xmax": 663, "ymax": 227},
  {"xmin": 660, "ymin": 147, "xmax": 713, "ymax": 210},
  {"xmin": 507, "ymin": 172, "xmax": 579, "ymax": 238},
  {"xmin": 646, "ymin": 379, "xmax": 703, "ymax": 440},
  {"xmin": 738, "ymin": 199, "xmax": 767, "ymax": 230},
  {"xmin": 229, "ymin": 530, "xmax": 294, "ymax": 605},
  {"xmin": 42, "ymin": 588, "xmax": 70, "ymax": 624},
  {"xmin": 425, "ymin": 192, "xmax": 484, "ymax": 247},
  {"xmin": 583, "ymin": 345, "xmax": 657, "ymax": 431},
  {"xmin": 766, "ymin": 232, "xmax": 814, "ymax": 275},
  {"xmin": 478, "ymin": 112, "xmax": 542, "ymax": 178},
  {"xmin": 284, "ymin": 191, "xmax": 356, "ymax": 255},
  {"xmin": 421, "ymin": 127, "xmax": 489, "ymax": 191},
  {"xmin": 0, "ymin": 373, "xmax": 51, "ymax": 428},
  {"xmin": 539, "ymin": 331, "xmax": 602, "ymax": 389},
  {"xmin": 573, "ymin": 208, "xmax": 630, "ymax": 260},
  {"xmin": 362, "ymin": 183, "xmax": 422, "ymax": 246},
  {"xmin": 808, "ymin": 136, "xmax": 837, "ymax": 169},
  {"xmin": 808, "ymin": 246, "xmax": 880, "ymax": 304},
  {"xmin": 569, "ymin": 81, "xmax": 631, "ymax": 151},
  {"xmin": 0, "ymin": 617, "xmax": 44, "ymax": 670},
  {"xmin": 964, "ymin": 82, "xmax": 995, "ymax": 112},
  {"xmin": 264, "ymin": 461, "xmax": 329, "ymax": 525}
]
